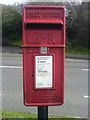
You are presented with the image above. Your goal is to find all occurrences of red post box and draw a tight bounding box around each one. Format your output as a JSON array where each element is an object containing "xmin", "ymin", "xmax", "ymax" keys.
[{"xmin": 22, "ymin": 6, "xmax": 66, "ymax": 106}]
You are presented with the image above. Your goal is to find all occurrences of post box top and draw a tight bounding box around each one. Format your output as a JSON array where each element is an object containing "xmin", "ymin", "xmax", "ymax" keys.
[
  {"xmin": 23, "ymin": 6, "xmax": 65, "ymax": 25},
  {"xmin": 23, "ymin": 6, "xmax": 65, "ymax": 9}
]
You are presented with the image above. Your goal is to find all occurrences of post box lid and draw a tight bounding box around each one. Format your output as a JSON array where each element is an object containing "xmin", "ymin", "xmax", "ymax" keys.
[{"xmin": 25, "ymin": 19, "xmax": 63, "ymax": 24}]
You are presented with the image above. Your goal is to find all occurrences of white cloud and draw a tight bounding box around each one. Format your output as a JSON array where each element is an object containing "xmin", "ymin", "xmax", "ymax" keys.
[
  {"xmin": 0, "ymin": 0, "xmax": 26, "ymax": 5},
  {"xmin": 0, "ymin": 0, "xmax": 83, "ymax": 5},
  {"xmin": 26, "ymin": 0, "xmax": 82, "ymax": 2}
]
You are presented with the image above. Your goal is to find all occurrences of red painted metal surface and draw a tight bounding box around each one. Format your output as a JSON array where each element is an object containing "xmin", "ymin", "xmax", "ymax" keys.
[{"xmin": 22, "ymin": 6, "xmax": 66, "ymax": 106}]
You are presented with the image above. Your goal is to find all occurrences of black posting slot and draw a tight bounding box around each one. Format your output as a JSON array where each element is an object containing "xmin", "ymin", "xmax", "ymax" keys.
[{"xmin": 26, "ymin": 23, "xmax": 63, "ymax": 30}]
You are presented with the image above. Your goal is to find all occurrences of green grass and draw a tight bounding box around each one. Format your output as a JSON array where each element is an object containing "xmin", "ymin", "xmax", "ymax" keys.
[
  {"xmin": 1, "ymin": 111, "xmax": 89, "ymax": 120},
  {"xmin": 2, "ymin": 111, "xmax": 37, "ymax": 119},
  {"xmin": 66, "ymin": 48, "xmax": 90, "ymax": 55},
  {"xmin": 9, "ymin": 40, "xmax": 22, "ymax": 47}
]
